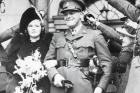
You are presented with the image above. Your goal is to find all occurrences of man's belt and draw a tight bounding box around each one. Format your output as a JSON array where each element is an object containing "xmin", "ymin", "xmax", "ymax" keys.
[{"xmin": 57, "ymin": 58, "xmax": 90, "ymax": 67}]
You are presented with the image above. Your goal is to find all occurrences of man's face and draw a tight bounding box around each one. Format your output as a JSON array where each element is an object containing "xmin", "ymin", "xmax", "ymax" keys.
[
  {"xmin": 118, "ymin": 28, "xmax": 134, "ymax": 47},
  {"xmin": 63, "ymin": 10, "xmax": 81, "ymax": 28}
]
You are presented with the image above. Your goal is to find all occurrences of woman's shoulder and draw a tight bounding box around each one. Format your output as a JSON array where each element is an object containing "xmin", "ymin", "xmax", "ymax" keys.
[
  {"xmin": 42, "ymin": 32, "xmax": 53, "ymax": 45},
  {"xmin": 43, "ymin": 32, "xmax": 53, "ymax": 41},
  {"xmin": 5, "ymin": 33, "xmax": 24, "ymax": 56},
  {"xmin": 45, "ymin": 32, "xmax": 53, "ymax": 39},
  {"xmin": 10, "ymin": 33, "xmax": 25, "ymax": 45}
]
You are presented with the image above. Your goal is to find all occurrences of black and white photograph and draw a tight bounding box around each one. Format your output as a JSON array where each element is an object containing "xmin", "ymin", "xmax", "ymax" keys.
[{"xmin": 0, "ymin": 0, "xmax": 139, "ymax": 93}]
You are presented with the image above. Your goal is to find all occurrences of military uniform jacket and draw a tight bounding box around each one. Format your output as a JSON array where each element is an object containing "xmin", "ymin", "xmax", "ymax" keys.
[
  {"xmin": 45, "ymin": 25, "xmax": 112, "ymax": 90},
  {"xmin": 108, "ymin": 0, "xmax": 140, "ymax": 22}
]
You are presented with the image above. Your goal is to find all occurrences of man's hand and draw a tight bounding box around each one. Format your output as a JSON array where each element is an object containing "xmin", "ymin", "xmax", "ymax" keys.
[
  {"xmin": 84, "ymin": 14, "xmax": 96, "ymax": 23},
  {"xmin": 84, "ymin": 13, "xmax": 100, "ymax": 27},
  {"xmin": 94, "ymin": 87, "xmax": 103, "ymax": 93},
  {"xmin": 122, "ymin": 36, "xmax": 132, "ymax": 47},
  {"xmin": 53, "ymin": 74, "xmax": 65, "ymax": 87},
  {"xmin": 125, "ymin": 19, "xmax": 138, "ymax": 29}
]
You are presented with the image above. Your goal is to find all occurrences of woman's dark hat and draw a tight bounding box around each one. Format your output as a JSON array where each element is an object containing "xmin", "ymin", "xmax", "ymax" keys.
[
  {"xmin": 59, "ymin": 0, "xmax": 86, "ymax": 13},
  {"xmin": 19, "ymin": 7, "xmax": 42, "ymax": 34}
]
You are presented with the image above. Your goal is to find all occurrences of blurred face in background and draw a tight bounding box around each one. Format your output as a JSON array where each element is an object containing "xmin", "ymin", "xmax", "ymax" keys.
[
  {"xmin": 118, "ymin": 28, "xmax": 135, "ymax": 47},
  {"xmin": 27, "ymin": 19, "xmax": 42, "ymax": 40},
  {"xmin": 121, "ymin": 36, "xmax": 132, "ymax": 47}
]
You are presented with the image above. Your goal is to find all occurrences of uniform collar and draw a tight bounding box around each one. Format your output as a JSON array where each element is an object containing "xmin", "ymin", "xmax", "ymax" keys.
[
  {"xmin": 65, "ymin": 24, "xmax": 87, "ymax": 41},
  {"xmin": 71, "ymin": 23, "xmax": 82, "ymax": 35}
]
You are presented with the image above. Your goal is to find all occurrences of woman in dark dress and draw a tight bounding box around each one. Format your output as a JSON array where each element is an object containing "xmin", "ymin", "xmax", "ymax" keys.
[{"xmin": 5, "ymin": 7, "xmax": 53, "ymax": 93}]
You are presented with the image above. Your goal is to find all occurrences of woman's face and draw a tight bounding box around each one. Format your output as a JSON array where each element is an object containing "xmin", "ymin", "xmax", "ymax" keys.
[{"xmin": 27, "ymin": 19, "xmax": 42, "ymax": 39}]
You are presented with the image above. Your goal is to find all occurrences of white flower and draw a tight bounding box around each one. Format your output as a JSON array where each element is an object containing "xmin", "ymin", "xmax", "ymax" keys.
[
  {"xmin": 14, "ymin": 49, "xmax": 47, "ymax": 93},
  {"xmin": 32, "ymin": 85, "xmax": 42, "ymax": 93},
  {"xmin": 14, "ymin": 86, "xmax": 23, "ymax": 93}
]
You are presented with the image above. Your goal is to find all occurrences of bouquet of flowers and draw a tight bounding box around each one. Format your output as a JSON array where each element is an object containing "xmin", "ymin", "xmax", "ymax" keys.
[{"xmin": 13, "ymin": 49, "xmax": 47, "ymax": 93}]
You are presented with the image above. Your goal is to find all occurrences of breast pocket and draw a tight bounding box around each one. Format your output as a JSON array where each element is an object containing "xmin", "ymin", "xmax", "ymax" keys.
[
  {"xmin": 56, "ymin": 42, "xmax": 67, "ymax": 59},
  {"xmin": 74, "ymin": 41, "xmax": 96, "ymax": 59}
]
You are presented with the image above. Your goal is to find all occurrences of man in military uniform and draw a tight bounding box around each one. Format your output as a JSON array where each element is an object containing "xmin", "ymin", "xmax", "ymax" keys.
[
  {"xmin": 105, "ymin": 0, "xmax": 140, "ymax": 55},
  {"xmin": 106, "ymin": 0, "xmax": 140, "ymax": 22},
  {"xmin": 44, "ymin": 0, "xmax": 112, "ymax": 93},
  {"xmin": 100, "ymin": 1, "xmax": 140, "ymax": 93},
  {"xmin": 114, "ymin": 24, "xmax": 135, "ymax": 93}
]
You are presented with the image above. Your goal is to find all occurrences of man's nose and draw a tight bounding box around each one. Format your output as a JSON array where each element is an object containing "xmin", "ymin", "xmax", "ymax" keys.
[
  {"xmin": 66, "ymin": 13, "xmax": 71, "ymax": 17},
  {"xmin": 32, "ymin": 27, "xmax": 36, "ymax": 30},
  {"xmin": 65, "ymin": 14, "xmax": 71, "ymax": 20}
]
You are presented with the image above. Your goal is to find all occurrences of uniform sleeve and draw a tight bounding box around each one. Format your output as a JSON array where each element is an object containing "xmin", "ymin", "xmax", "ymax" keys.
[
  {"xmin": 4, "ymin": 33, "xmax": 21, "ymax": 73},
  {"xmin": 44, "ymin": 35, "xmax": 59, "ymax": 82},
  {"xmin": 5, "ymin": 33, "xmax": 21, "ymax": 57},
  {"xmin": 0, "ymin": 24, "xmax": 19, "ymax": 43},
  {"xmin": 97, "ymin": 22, "xmax": 120, "ymax": 42},
  {"xmin": 0, "ymin": 45, "xmax": 9, "ymax": 62},
  {"xmin": 114, "ymin": 47, "xmax": 133, "ymax": 73},
  {"xmin": 119, "ymin": 47, "xmax": 133, "ymax": 64},
  {"xmin": 44, "ymin": 35, "xmax": 56, "ymax": 60},
  {"xmin": 107, "ymin": 0, "xmax": 140, "ymax": 22},
  {"xmin": 94, "ymin": 33, "xmax": 112, "ymax": 90}
]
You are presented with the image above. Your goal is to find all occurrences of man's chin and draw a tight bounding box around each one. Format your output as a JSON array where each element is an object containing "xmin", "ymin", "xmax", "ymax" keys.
[{"xmin": 66, "ymin": 23, "xmax": 75, "ymax": 27}]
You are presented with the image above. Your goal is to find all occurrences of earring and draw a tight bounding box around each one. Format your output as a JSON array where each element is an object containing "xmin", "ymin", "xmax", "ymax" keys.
[
  {"xmin": 41, "ymin": 26, "xmax": 45, "ymax": 32},
  {"xmin": 24, "ymin": 29, "xmax": 28, "ymax": 36}
]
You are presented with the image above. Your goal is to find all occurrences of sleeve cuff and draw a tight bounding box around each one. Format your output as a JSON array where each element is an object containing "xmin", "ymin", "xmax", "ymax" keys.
[{"xmin": 47, "ymin": 67, "xmax": 58, "ymax": 82}]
